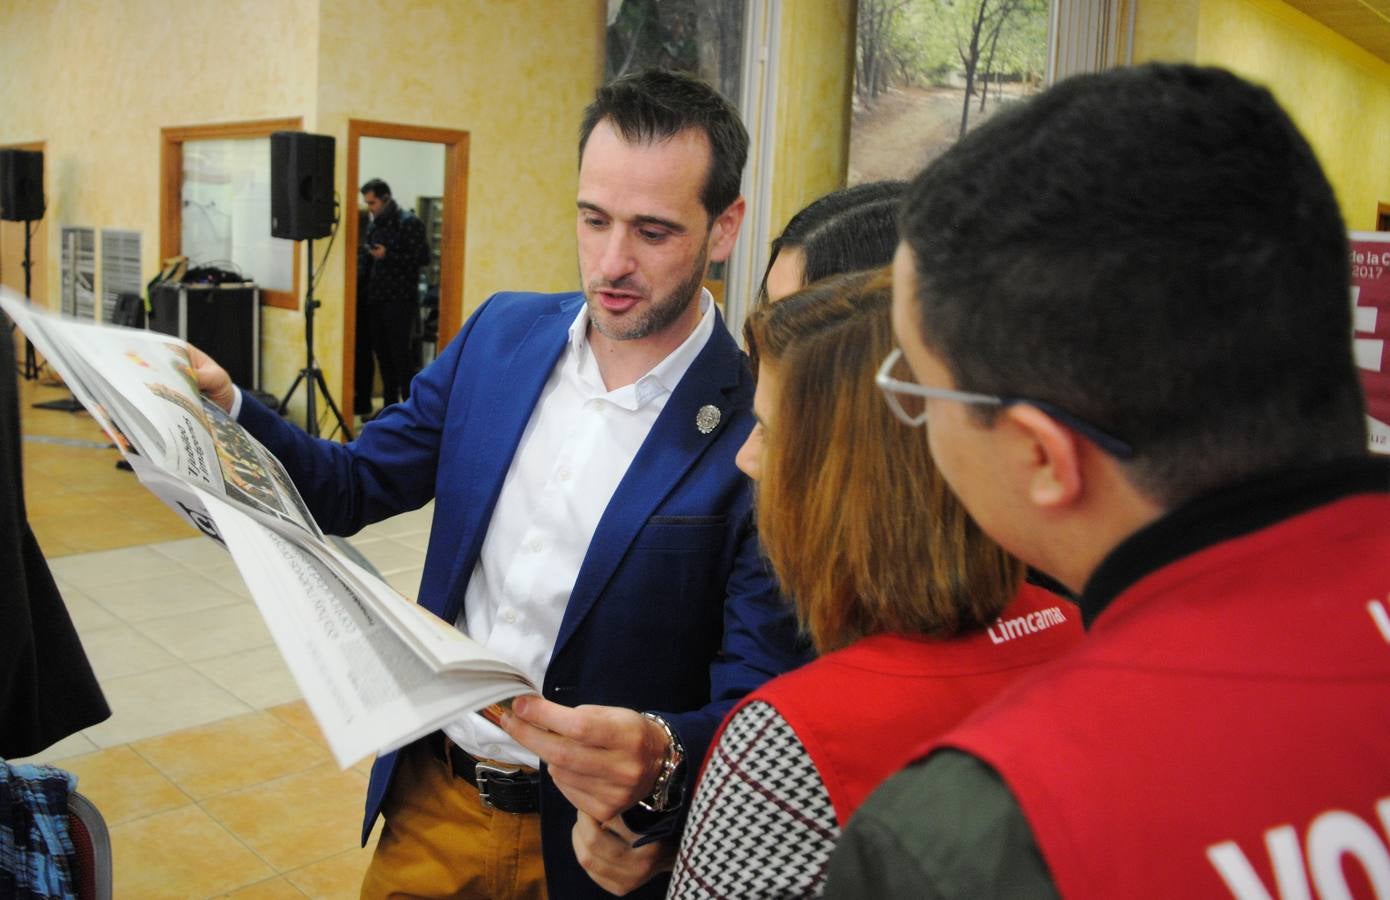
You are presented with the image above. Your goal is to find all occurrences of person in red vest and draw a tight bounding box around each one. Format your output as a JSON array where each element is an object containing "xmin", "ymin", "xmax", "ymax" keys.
[
  {"xmin": 825, "ymin": 63, "xmax": 1390, "ymax": 899},
  {"xmin": 579, "ymin": 270, "xmax": 1082, "ymax": 898}
]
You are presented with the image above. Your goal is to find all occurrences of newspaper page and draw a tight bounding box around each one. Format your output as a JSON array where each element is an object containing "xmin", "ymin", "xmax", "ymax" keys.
[
  {"xmin": 4, "ymin": 291, "xmax": 538, "ymax": 765},
  {"xmin": 198, "ymin": 494, "xmax": 534, "ymax": 766},
  {"xmin": 3, "ymin": 290, "xmax": 321, "ymax": 540}
]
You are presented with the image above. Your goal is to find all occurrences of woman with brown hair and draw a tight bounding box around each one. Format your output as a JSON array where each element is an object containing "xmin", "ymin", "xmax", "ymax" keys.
[{"xmin": 663, "ymin": 270, "xmax": 1083, "ymax": 898}]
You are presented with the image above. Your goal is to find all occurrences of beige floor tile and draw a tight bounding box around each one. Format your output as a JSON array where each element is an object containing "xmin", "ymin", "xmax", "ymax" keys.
[
  {"xmin": 51, "ymin": 582, "xmax": 122, "ymax": 630},
  {"xmin": 221, "ymin": 877, "xmax": 311, "ymax": 898},
  {"xmin": 83, "ymin": 666, "xmax": 252, "ymax": 748},
  {"xmin": 383, "ymin": 569, "xmax": 423, "ymax": 601},
  {"xmin": 7, "ymin": 730, "xmax": 98, "ymax": 765},
  {"xmin": 218, "ymin": 572, "xmax": 255, "ymax": 599},
  {"xmin": 147, "ymin": 535, "xmax": 237, "ymax": 567},
  {"xmin": 110, "ymin": 805, "xmax": 274, "ymax": 900},
  {"xmin": 361, "ymin": 506, "xmax": 433, "ymax": 539},
  {"xmin": 133, "ymin": 710, "xmax": 330, "ymax": 800},
  {"xmin": 46, "ymin": 545, "xmax": 190, "ymax": 590},
  {"xmin": 203, "ymin": 764, "xmax": 369, "ymax": 872},
  {"xmin": 194, "ymin": 645, "xmax": 303, "ymax": 709},
  {"xmin": 347, "ymin": 536, "xmax": 427, "ymax": 575},
  {"xmin": 75, "ymin": 624, "xmax": 181, "ymax": 680},
  {"xmin": 136, "ymin": 602, "xmax": 274, "ymax": 662},
  {"xmin": 56, "ymin": 745, "xmax": 191, "ymax": 825},
  {"xmin": 86, "ymin": 570, "xmax": 246, "ymax": 623},
  {"xmin": 204, "ymin": 555, "xmax": 250, "ymax": 582},
  {"xmin": 285, "ymin": 840, "xmax": 379, "ymax": 899}
]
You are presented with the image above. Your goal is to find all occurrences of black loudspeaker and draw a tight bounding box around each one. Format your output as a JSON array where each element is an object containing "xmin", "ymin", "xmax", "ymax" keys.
[
  {"xmin": 0, "ymin": 149, "xmax": 45, "ymax": 222},
  {"xmin": 270, "ymin": 131, "xmax": 335, "ymax": 240}
]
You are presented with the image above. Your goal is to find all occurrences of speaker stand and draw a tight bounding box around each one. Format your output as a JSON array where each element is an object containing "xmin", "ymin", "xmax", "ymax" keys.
[
  {"xmin": 16, "ymin": 218, "xmax": 40, "ymax": 380},
  {"xmin": 23, "ymin": 218, "xmax": 85, "ymax": 412},
  {"xmin": 278, "ymin": 237, "xmax": 353, "ymax": 440}
]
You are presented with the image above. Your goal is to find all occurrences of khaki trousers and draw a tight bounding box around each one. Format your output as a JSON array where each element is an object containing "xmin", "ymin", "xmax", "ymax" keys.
[{"xmin": 360, "ymin": 741, "xmax": 547, "ymax": 900}]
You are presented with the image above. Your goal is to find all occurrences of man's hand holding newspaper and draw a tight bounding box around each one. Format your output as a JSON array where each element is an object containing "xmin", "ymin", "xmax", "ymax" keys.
[{"xmin": 2, "ymin": 289, "xmax": 537, "ymax": 767}]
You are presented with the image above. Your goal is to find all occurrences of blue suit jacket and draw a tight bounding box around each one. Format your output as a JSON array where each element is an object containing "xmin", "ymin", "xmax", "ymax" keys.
[{"xmin": 238, "ymin": 291, "xmax": 806, "ymax": 898}]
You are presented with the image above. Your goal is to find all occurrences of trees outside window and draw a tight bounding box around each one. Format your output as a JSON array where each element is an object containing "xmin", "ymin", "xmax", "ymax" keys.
[{"xmin": 852, "ymin": 0, "xmax": 1049, "ymax": 183}]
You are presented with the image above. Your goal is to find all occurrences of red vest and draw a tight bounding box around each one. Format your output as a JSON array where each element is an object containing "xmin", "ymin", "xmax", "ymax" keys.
[
  {"xmin": 710, "ymin": 583, "xmax": 1082, "ymax": 826},
  {"xmin": 939, "ymin": 494, "xmax": 1390, "ymax": 899}
]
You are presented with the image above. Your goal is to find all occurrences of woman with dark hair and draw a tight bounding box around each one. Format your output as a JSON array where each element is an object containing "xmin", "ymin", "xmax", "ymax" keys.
[
  {"xmin": 661, "ymin": 271, "xmax": 1083, "ymax": 898},
  {"xmin": 757, "ymin": 181, "xmax": 906, "ymax": 303}
]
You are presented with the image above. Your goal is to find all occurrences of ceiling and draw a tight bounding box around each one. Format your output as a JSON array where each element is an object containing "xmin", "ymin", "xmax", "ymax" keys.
[{"xmin": 1281, "ymin": 0, "xmax": 1390, "ymax": 63}]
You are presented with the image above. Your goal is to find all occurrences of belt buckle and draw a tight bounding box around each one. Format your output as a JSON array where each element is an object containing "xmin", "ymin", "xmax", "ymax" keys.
[{"xmin": 474, "ymin": 760, "xmax": 522, "ymax": 810}]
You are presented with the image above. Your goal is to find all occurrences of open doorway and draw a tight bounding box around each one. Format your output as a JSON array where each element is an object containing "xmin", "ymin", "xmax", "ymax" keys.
[{"xmin": 343, "ymin": 120, "xmax": 469, "ymax": 423}]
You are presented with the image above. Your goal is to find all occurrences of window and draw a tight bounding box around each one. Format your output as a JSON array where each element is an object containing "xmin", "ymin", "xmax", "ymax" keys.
[
  {"xmin": 161, "ymin": 118, "xmax": 302, "ymax": 310},
  {"xmin": 181, "ymin": 137, "xmax": 293, "ymax": 292}
]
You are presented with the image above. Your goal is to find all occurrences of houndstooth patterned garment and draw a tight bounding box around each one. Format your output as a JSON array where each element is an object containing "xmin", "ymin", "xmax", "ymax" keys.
[{"xmin": 668, "ymin": 701, "xmax": 838, "ymax": 899}]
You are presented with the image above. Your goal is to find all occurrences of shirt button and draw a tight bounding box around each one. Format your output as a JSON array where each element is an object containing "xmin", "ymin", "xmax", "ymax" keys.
[
  {"xmin": 501, "ymin": 609, "xmax": 518, "ymax": 624},
  {"xmin": 556, "ymin": 466, "xmax": 571, "ymax": 482},
  {"xmin": 486, "ymin": 744, "xmax": 501, "ymax": 756},
  {"xmin": 526, "ymin": 538, "xmax": 543, "ymax": 553}
]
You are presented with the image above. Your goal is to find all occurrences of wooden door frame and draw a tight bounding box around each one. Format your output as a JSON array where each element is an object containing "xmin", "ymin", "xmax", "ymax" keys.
[
  {"xmin": 159, "ymin": 117, "xmax": 303, "ymax": 310},
  {"xmin": 0, "ymin": 140, "xmax": 47, "ymax": 308},
  {"xmin": 343, "ymin": 119, "xmax": 469, "ymax": 421}
]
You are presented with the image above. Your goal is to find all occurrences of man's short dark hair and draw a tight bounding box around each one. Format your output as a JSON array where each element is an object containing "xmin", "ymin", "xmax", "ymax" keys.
[
  {"xmin": 900, "ymin": 63, "xmax": 1366, "ymax": 505},
  {"xmin": 360, "ymin": 178, "xmax": 391, "ymax": 198},
  {"xmin": 579, "ymin": 69, "xmax": 748, "ymax": 221}
]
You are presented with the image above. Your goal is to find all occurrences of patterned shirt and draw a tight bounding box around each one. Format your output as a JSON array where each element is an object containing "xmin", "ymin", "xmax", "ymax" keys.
[{"xmin": 668, "ymin": 701, "xmax": 838, "ymax": 899}]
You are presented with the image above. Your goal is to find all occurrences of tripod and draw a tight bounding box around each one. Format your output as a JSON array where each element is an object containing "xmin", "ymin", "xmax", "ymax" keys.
[
  {"xmin": 12, "ymin": 219, "xmax": 40, "ymax": 380},
  {"xmin": 31, "ymin": 226, "xmax": 85, "ymax": 412},
  {"xmin": 278, "ymin": 237, "xmax": 352, "ymax": 439}
]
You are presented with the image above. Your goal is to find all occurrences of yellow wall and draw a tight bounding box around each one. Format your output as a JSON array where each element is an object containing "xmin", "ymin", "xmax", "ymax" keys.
[
  {"xmin": 0, "ymin": 0, "xmax": 605, "ymax": 414},
  {"xmin": 0, "ymin": 0, "xmax": 317, "ymax": 311},
  {"xmin": 311, "ymin": 0, "xmax": 605, "ymax": 405},
  {"xmin": 1132, "ymin": 0, "xmax": 1202, "ymax": 62},
  {"xmin": 769, "ymin": 0, "xmax": 857, "ymax": 244},
  {"xmin": 1134, "ymin": 0, "xmax": 1390, "ymax": 231}
]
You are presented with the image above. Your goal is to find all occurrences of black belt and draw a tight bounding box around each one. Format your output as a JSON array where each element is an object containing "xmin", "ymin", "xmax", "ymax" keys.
[{"xmin": 427, "ymin": 732, "xmax": 540, "ymax": 814}]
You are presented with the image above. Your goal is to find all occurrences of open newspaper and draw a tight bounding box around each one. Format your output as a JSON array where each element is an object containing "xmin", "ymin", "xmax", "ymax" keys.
[{"xmin": 3, "ymin": 289, "xmax": 535, "ymax": 767}]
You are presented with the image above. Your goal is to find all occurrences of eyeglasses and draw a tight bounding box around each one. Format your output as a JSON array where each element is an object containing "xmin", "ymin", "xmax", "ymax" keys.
[{"xmin": 874, "ymin": 348, "xmax": 1135, "ymax": 459}]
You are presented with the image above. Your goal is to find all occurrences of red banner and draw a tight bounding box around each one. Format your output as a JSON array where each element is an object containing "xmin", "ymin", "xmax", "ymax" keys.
[{"xmin": 1350, "ymin": 232, "xmax": 1390, "ymax": 454}]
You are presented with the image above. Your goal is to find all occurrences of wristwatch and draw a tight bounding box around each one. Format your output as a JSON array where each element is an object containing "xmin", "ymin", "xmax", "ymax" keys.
[{"xmin": 638, "ymin": 712, "xmax": 686, "ymax": 813}]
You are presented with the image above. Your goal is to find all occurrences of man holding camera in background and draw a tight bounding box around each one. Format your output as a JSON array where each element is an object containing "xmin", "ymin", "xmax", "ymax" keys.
[{"xmin": 356, "ymin": 177, "xmax": 430, "ymax": 419}]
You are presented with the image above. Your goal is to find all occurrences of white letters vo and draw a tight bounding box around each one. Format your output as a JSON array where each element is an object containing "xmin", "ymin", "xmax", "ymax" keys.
[{"xmin": 1207, "ymin": 798, "xmax": 1390, "ymax": 899}]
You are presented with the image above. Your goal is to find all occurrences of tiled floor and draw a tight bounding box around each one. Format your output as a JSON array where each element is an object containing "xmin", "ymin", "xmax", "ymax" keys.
[{"xmin": 13, "ymin": 365, "xmax": 432, "ymax": 898}]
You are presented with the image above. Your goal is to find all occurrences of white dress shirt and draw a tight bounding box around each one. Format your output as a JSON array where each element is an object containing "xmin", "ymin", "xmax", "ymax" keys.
[{"xmin": 443, "ymin": 291, "xmax": 716, "ymax": 766}]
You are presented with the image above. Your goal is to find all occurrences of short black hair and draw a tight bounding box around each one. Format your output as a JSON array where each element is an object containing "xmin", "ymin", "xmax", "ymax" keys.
[
  {"xmin": 579, "ymin": 69, "xmax": 748, "ymax": 220},
  {"xmin": 360, "ymin": 178, "xmax": 391, "ymax": 198},
  {"xmin": 745, "ymin": 182, "xmax": 906, "ymax": 361},
  {"xmin": 761, "ymin": 181, "xmax": 906, "ymax": 301},
  {"xmin": 800, "ymin": 196, "xmax": 903, "ymax": 287},
  {"xmin": 900, "ymin": 63, "xmax": 1366, "ymax": 505}
]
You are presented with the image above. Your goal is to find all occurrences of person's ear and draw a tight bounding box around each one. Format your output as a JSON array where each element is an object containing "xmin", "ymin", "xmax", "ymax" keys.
[
  {"xmin": 708, "ymin": 197, "xmax": 746, "ymax": 263},
  {"xmin": 1002, "ymin": 405, "xmax": 1084, "ymax": 509}
]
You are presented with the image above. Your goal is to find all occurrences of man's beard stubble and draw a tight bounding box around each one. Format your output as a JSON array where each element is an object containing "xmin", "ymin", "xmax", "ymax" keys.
[{"xmin": 585, "ymin": 244, "xmax": 709, "ymax": 343}]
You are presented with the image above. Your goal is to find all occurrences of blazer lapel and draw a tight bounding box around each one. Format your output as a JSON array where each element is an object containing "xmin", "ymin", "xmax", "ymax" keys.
[
  {"xmin": 553, "ymin": 316, "xmax": 748, "ymax": 656},
  {"xmin": 436, "ymin": 298, "xmax": 576, "ymax": 622}
]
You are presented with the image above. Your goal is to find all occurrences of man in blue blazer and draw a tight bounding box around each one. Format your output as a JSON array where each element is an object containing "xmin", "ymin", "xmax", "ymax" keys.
[{"xmin": 194, "ymin": 69, "xmax": 805, "ymax": 899}]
